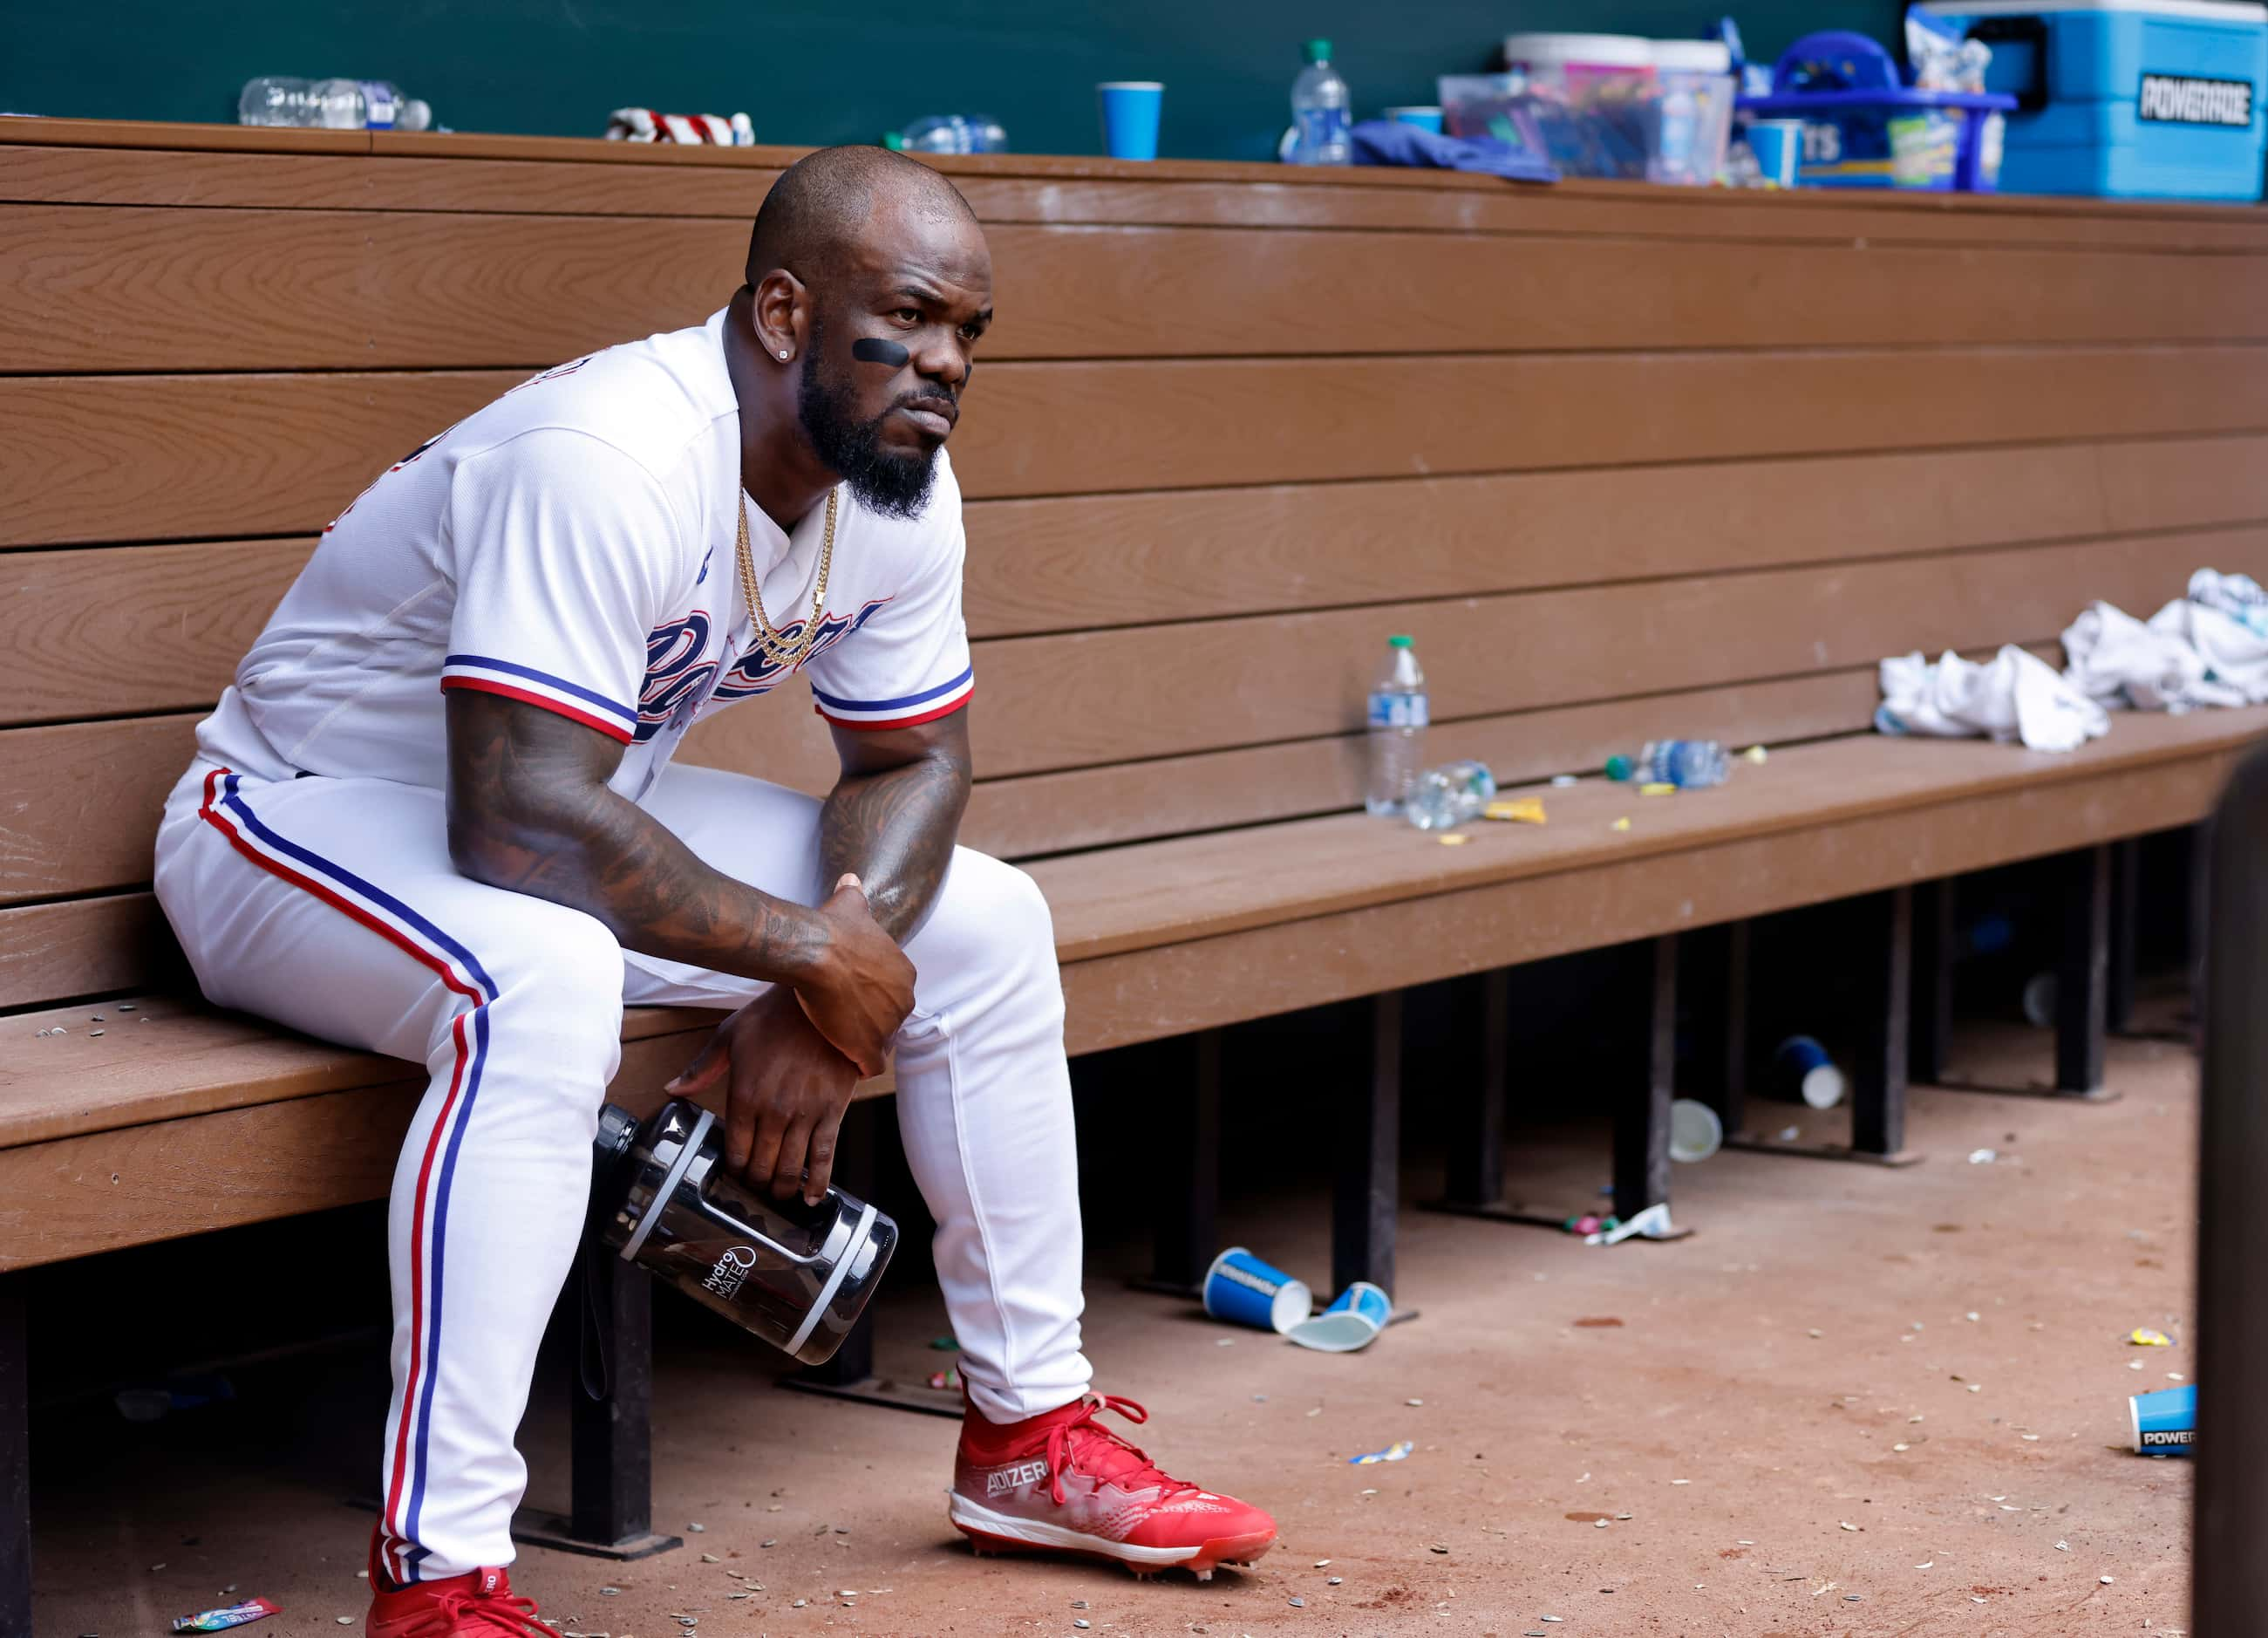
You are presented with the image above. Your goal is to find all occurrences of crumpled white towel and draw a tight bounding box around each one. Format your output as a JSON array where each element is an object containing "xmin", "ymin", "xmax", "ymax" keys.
[
  {"xmin": 2187, "ymin": 568, "xmax": 2268, "ymax": 638},
  {"xmin": 1876, "ymin": 645, "xmax": 2110, "ymax": 753},
  {"xmin": 2060, "ymin": 598, "xmax": 2241, "ymax": 713},
  {"xmin": 2146, "ymin": 592, "xmax": 2268, "ymax": 704}
]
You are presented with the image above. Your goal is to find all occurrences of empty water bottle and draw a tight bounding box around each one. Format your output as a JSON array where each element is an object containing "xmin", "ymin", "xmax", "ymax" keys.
[
  {"xmin": 1606, "ymin": 740, "xmax": 1731, "ymax": 788},
  {"xmin": 896, "ymin": 114, "xmax": 1008, "ymax": 154},
  {"xmin": 1406, "ymin": 760, "xmax": 1496, "ymax": 831},
  {"xmin": 1366, "ymin": 635, "xmax": 1428, "ymax": 816},
  {"xmin": 239, "ymin": 76, "xmax": 431, "ymax": 130},
  {"xmin": 1289, "ymin": 39, "xmax": 1352, "ymax": 165}
]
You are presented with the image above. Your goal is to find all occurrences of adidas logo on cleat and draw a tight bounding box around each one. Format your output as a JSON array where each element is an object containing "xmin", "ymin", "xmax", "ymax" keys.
[{"xmin": 984, "ymin": 1458, "xmax": 1050, "ymax": 1496}]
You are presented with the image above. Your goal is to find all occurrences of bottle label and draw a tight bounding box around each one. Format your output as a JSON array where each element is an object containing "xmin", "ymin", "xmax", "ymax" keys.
[
  {"xmin": 1368, "ymin": 691, "xmax": 1429, "ymax": 729},
  {"xmin": 361, "ymin": 79, "xmax": 398, "ymax": 129}
]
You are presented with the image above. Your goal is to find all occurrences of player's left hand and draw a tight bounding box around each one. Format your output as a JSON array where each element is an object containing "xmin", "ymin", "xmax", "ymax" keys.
[{"xmin": 666, "ymin": 986, "xmax": 862, "ymax": 1205}]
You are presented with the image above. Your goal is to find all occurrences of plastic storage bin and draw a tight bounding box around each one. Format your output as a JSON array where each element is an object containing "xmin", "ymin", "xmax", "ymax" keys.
[
  {"xmin": 1913, "ymin": 0, "xmax": 2265, "ymax": 199},
  {"xmin": 1440, "ymin": 33, "xmax": 1737, "ymax": 182},
  {"xmin": 1739, "ymin": 30, "xmax": 2019, "ymax": 188}
]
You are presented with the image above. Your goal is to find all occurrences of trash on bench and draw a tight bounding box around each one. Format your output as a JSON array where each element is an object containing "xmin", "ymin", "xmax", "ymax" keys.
[
  {"xmin": 1406, "ymin": 760, "xmax": 1495, "ymax": 830},
  {"xmin": 1484, "ymin": 796, "xmax": 1546, "ymax": 824},
  {"xmin": 1606, "ymin": 740, "xmax": 1730, "ymax": 788}
]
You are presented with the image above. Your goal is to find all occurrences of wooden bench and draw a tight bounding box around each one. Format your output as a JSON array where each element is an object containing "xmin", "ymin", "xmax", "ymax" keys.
[{"xmin": 5, "ymin": 116, "xmax": 2267, "ymax": 1623}]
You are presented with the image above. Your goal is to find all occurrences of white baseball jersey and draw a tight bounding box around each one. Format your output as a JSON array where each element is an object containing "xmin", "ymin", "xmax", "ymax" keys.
[{"xmin": 195, "ymin": 308, "xmax": 974, "ymax": 798}]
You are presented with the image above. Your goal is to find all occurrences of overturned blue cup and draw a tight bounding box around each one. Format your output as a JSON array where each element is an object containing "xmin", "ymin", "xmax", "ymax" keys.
[
  {"xmin": 1287, "ymin": 1280, "xmax": 1392, "ymax": 1352},
  {"xmin": 1202, "ymin": 1246, "xmax": 1311, "ymax": 1334},
  {"xmin": 1098, "ymin": 82, "xmax": 1164, "ymax": 161},
  {"xmin": 1771, "ymin": 1035, "xmax": 1847, "ymax": 1109},
  {"xmin": 2131, "ymin": 1382, "xmax": 2196, "ymax": 1455}
]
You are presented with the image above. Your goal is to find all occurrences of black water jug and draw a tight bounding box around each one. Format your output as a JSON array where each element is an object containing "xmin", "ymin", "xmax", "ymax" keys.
[{"xmin": 591, "ymin": 1098, "xmax": 896, "ymax": 1366}]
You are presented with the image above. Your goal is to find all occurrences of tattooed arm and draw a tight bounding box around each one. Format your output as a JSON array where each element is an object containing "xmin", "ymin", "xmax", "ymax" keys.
[
  {"xmin": 443, "ymin": 688, "xmax": 914, "ymax": 1076},
  {"xmin": 816, "ymin": 707, "xmax": 974, "ymax": 945},
  {"xmin": 664, "ymin": 710, "xmax": 972, "ymax": 1205}
]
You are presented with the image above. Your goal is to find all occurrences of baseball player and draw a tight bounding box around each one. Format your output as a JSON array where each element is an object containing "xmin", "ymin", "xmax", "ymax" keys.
[{"xmin": 153, "ymin": 146, "xmax": 1277, "ymax": 1637}]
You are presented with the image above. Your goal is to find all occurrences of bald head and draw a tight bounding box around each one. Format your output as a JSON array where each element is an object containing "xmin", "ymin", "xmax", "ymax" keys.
[
  {"xmin": 732, "ymin": 144, "xmax": 992, "ymax": 522},
  {"xmin": 746, "ymin": 144, "xmax": 980, "ymax": 288}
]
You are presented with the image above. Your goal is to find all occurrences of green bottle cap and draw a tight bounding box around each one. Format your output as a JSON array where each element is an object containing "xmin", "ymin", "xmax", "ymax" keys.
[
  {"xmin": 1604, "ymin": 754, "xmax": 1632, "ymax": 781},
  {"xmin": 882, "ymin": 131, "xmax": 906, "ymax": 151},
  {"xmin": 1387, "ymin": 634, "xmax": 1413, "ymax": 648},
  {"xmin": 1305, "ymin": 38, "xmax": 1332, "ymax": 63}
]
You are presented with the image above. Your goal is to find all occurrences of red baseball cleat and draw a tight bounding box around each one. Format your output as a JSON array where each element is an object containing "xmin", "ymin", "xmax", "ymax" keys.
[
  {"xmin": 365, "ymin": 1530, "xmax": 561, "ymax": 1637},
  {"xmin": 949, "ymin": 1392, "xmax": 1277, "ymax": 1580}
]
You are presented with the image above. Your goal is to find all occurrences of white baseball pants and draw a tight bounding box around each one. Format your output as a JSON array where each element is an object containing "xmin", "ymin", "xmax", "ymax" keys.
[{"xmin": 153, "ymin": 756, "xmax": 1091, "ymax": 1582}]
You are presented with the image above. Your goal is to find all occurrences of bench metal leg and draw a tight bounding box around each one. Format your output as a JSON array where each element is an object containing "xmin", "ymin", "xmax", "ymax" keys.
[
  {"xmin": 1611, "ymin": 936, "xmax": 1676, "ymax": 1223},
  {"xmin": 1729, "ymin": 889, "xmax": 1925, "ymax": 1168},
  {"xmin": 1332, "ymin": 992, "xmax": 1400, "ymax": 1298},
  {"xmin": 0, "ymin": 1275, "xmax": 27, "ymax": 1638},
  {"xmin": 2056, "ymin": 843, "xmax": 2112, "ymax": 1095},
  {"xmin": 514, "ymin": 1257, "xmax": 682, "ymax": 1560},
  {"xmin": 1910, "ymin": 877, "xmax": 1956, "ymax": 1086},
  {"xmin": 1672, "ymin": 925, "xmax": 1749, "ymax": 1136},
  {"xmin": 2108, "ymin": 838, "xmax": 2140, "ymax": 1034},
  {"xmin": 1439, "ymin": 971, "xmax": 1509, "ymax": 1210},
  {"xmin": 1852, "ymin": 886, "xmax": 1916, "ymax": 1158},
  {"xmin": 782, "ymin": 1101, "xmax": 960, "ymax": 1419},
  {"xmin": 1132, "ymin": 1030, "xmax": 1223, "ymax": 1298}
]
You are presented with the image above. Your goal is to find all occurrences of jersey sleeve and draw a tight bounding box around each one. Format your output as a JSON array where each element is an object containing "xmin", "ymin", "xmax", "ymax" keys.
[
  {"xmin": 801, "ymin": 481, "xmax": 974, "ymax": 733},
  {"xmin": 439, "ymin": 430, "xmax": 679, "ymax": 745}
]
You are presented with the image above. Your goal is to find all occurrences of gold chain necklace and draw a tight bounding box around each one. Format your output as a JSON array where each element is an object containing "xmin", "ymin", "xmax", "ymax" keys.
[{"xmin": 735, "ymin": 486, "xmax": 836, "ymax": 668}]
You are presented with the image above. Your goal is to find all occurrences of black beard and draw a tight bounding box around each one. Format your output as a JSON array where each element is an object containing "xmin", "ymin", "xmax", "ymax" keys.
[{"xmin": 797, "ymin": 316, "xmax": 941, "ymax": 521}]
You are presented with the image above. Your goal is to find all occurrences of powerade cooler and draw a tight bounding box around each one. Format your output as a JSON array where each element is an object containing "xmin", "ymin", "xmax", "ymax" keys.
[{"xmin": 1914, "ymin": 0, "xmax": 2267, "ymax": 197}]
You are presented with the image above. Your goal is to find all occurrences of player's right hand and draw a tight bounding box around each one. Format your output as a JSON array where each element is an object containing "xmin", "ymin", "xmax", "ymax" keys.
[{"xmin": 797, "ymin": 873, "xmax": 916, "ymax": 1077}]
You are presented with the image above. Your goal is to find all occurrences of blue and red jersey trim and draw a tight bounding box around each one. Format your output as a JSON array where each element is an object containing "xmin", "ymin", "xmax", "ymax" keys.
[
  {"xmin": 812, "ymin": 665, "xmax": 974, "ymax": 731},
  {"xmin": 439, "ymin": 654, "xmax": 637, "ymax": 744}
]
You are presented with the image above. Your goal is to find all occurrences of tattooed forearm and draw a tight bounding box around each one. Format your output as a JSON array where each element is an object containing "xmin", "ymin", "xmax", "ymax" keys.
[
  {"xmin": 444, "ymin": 690, "xmax": 830, "ymax": 984},
  {"xmin": 819, "ymin": 713, "xmax": 974, "ymax": 945}
]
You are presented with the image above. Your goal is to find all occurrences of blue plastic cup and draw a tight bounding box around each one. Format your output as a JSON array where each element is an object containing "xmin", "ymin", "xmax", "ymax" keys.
[
  {"xmin": 1771, "ymin": 1035, "xmax": 1847, "ymax": 1109},
  {"xmin": 1202, "ymin": 1246, "xmax": 1311, "ymax": 1334},
  {"xmin": 1287, "ymin": 1280, "xmax": 1393, "ymax": 1352},
  {"xmin": 1381, "ymin": 106, "xmax": 1444, "ymax": 133},
  {"xmin": 1747, "ymin": 119, "xmax": 1804, "ymax": 188},
  {"xmin": 2131, "ymin": 1382, "xmax": 2196, "ymax": 1455},
  {"xmin": 1098, "ymin": 82, "xmax": 1164, "ymax": 161}
]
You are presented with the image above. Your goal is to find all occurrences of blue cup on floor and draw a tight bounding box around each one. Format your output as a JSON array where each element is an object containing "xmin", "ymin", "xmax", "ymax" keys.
[
  {"xmin": 1202, "ymin": 1246, "xmax": 1311, "ymax": 1334},
  {"xmin": 2131, "ymin": 1382, "xmax": 2196, "ymax": 1455},
  {"xmin": 1771, "ymin": 1035, "xmax": 1847, "ymax": 1109},
  {"xmin": 1288, "ymin": 1280, "xmax": 1393, "ymax": 1352},
  {"xmin": 1381, "ymin": 106, "xmax": 1444, "ymax": 133},
  {"xmin": 1098, "ymin": 82, "xmax": 1164, "ymax": 161},
  {"xmin": 1747, "ymin": 119, "xmax": 1804, "ymax": 188}
]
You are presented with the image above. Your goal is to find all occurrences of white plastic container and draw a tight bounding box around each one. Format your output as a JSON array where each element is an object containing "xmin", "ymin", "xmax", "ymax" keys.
[
  {"xmin": 1647, "ymin": 39, "xmax": 1740, "ymax": 182},
  {"xmin": 1446, "ymin": 34, "xmax": 1735, "ymax": 181}
]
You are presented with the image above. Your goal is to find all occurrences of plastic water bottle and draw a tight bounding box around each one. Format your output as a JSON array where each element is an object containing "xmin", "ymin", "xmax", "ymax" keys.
[
  {"xmin": 1607, "ymin": 740, "xmax": 1730, "ymax": 788},
  {"xmin": 1366, "ymin": 635, "xmax": 1427, "ymax": 816},
  {"xmin": 896, "ymin": 115, "xmax": 1008, "ymax": 154},
  {"xmin": 1289, "ymin": 39, "xmax": 1352, "ymax": 165},
  {"xmin": 239, "ymin": 77, "xmax": 431, "ymax": 131},
  {"xmin": 1406, "ymin": 760, "xmax": 1496, "ymax": 831}
]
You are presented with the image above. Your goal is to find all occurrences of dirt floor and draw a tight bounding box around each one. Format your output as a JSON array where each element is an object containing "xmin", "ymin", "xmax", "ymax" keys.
[{"xmin": 35, "ymin": 1014, "xmax": 2200, "ymax": 1638}]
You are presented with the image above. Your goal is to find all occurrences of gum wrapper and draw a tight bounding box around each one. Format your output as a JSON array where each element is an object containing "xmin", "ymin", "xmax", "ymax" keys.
[
  {"xmin": 1483, "ymin": 797, "xmax": 1546, "ymax": 824},
  {"xmin": 1348, "ymin": 1439, "xmax": 1416, "ymax": 1464},
  {"xmin": 174, "ymin": 1597, "xmax": 280, "ymax": 1632}
]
